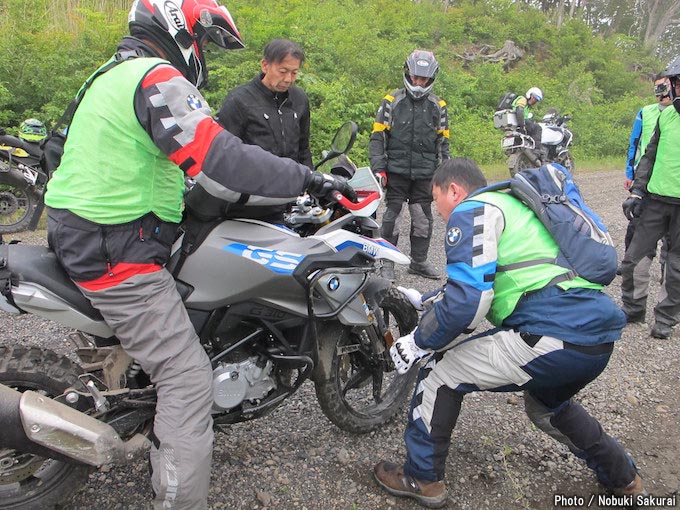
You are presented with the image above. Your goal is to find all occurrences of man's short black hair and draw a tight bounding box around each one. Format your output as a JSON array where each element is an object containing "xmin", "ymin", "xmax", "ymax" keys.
[
  {"xmin": 263, "ymin": 38, "xmax": 305, "ymax": 64},
  {"xmin": 432, "ymin": 158, "xmax": 487, "ymax": 194}
]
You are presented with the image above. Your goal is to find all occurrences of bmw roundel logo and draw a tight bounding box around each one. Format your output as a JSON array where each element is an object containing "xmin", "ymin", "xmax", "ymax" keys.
[
  {"xmin": 446, "ymin": 227, "xmax": 462, "ymax": 247},
  {"xmin": 327, "ymin": 276, "xmax": 340, "ymax": 292},
  {"xmin": 187, "ymin": 94, "xmax": 202, "ymax": 110}
]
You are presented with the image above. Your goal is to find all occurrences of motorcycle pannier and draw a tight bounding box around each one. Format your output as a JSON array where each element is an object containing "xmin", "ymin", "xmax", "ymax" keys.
[{"xmin": 493, "ymin": 110, "xmax": 518, "ymax": 129}]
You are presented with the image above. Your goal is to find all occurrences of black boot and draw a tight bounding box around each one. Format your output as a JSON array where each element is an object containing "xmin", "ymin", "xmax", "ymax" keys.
[
  {"xmin": 408, "ymin": 260, "xmax": 441, "ymax": 279},
  {"xmin": 409, "ymin": 237, "xmax": 441, "ymax": 280}
]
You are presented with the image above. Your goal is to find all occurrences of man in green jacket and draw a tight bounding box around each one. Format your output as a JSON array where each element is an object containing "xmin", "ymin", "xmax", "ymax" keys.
[
  {"xmin": 44, "ymin": 1, "xmax": 352, "ymax": 508},
  {"xmin": 622, "ymin": 54, "xmax": 680, "ymax": 340}
]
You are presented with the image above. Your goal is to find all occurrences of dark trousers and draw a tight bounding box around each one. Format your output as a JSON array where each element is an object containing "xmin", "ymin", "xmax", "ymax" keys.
[
  {"xmin": 622, "ymin": 197, "xmax": 680, "ymax": 326},
  {"xmin": 381, "ymin": 174, "xmax": 434, "ymax": 261}
]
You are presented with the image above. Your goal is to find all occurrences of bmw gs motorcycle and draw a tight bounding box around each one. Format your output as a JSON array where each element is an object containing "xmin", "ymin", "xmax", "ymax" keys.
[
  {"xmin": 494, "ymin": 109, "xmax": 575, "ymax": 176},
  {"xmin": 0, "ymin": 131, "xmax": 47, "ymax": 234},
  {"xmin": 0, "ymin": 123, "xmax": 418, "ymax": 509}
]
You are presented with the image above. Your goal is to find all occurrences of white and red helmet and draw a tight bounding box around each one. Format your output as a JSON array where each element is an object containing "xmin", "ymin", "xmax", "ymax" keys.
[{"xmin": 129, "ymin": 0, "xmax": 244, "ymax": 88}]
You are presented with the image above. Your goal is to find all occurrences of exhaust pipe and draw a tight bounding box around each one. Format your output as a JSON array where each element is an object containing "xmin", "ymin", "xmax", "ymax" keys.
[{"xmin": 0, "ymin": 383, "xmax": 149, "ymax": 466}]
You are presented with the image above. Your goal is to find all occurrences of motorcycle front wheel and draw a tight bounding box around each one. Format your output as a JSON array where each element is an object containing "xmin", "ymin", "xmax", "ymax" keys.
[
  {"xmin": 314, "ymin": 286, "xmax": 418, "ymax": 433},
  {"xmin": 0, "ymin": 346, "xmax": 90, "ymax": 510},
  {"xmin": 556, "ymin": 152, "xmax": 576, "ymax": 175},
  {"xmin": 0, "ymin": 170, "xmax": 41, "ymax": 234}
]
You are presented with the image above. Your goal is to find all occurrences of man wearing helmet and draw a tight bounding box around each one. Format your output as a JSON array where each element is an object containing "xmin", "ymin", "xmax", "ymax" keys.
[
  {"xmin": 44, "ymin": 1, "xmax": 352, "ymax": 508},
  {"xmin": 511, "ymin": 87, "xmax": 544, "ymax": 159},
  {"xmin": 369, "ymin": 49, "xmax": 451, "ymax": 280},
  {"xmin": 619, "ymin": 73, "xmax": 671, "ymax": 279},
  {"xmin": 622, "ymin": 54, "xmax": 680, "ymax": 340}
]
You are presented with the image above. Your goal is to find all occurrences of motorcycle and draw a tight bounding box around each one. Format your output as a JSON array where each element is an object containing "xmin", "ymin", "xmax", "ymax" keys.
[
  {"xmin": 0, "ymin": 122, "xmax": 418, "ymax": 509},
  {"xmin": 0, "ymin": 132, "xmax": 47, "ymax": 234},
  {"xmin": 494, "ymin": 109, "xmax": 575, "ymax": 176}
]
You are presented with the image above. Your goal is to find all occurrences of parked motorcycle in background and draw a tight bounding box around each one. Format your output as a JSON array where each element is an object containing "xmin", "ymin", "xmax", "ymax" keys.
[
  {"xmin": 494, "ymin": 108, "xmax": 575, "ymax": 176},
  {"xmin": 0, "ymin": 129, "xmax": 47, "ymax": 234},
  {"xmin": 0, "ymin": 122, "xmax": 418, "ymax": 509}
]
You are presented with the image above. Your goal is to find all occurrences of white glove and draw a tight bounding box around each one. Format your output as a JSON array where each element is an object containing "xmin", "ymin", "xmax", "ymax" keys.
[
  {"xmin": 390, "ymin": 330, "xmax": 431, "ymax": 375},
  {"xmin": 397, "ymin": 286, "xmax": 423, "ymax": 311}
]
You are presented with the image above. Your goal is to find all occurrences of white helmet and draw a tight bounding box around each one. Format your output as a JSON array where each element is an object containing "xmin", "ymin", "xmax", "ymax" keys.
[{"xmin": 525, "ymin": 87, "xmax": 543, "ymax": 102}]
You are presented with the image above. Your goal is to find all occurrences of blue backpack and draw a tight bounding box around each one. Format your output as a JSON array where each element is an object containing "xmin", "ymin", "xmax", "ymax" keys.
[{"xmin": 480, "ymin": 164, "xmax": 618, "ymax": 286}]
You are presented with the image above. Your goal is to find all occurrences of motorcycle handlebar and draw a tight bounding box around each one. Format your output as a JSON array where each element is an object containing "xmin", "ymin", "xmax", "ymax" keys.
[{"xmin": 332, "ymin": 190, "xmax": 380, "ymax": 211}]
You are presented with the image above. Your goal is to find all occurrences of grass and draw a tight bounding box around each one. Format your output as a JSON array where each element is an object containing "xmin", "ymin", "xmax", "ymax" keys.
[{"xmin": 480, "ymin": 157, "xmax": 624, "ymax": 183}]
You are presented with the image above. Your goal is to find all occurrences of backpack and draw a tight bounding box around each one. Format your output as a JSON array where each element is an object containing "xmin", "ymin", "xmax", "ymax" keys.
[
  {"xmin": 480, "ymin": 163, "xmax": 617, "ymax": 286},
  {"xmin": 496, "ymin": 92, "xmax": 518, "ymax": 111}
]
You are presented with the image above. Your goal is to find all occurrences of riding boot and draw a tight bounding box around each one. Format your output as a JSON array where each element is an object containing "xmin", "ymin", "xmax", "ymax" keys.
[{"xmin": 408, "ymin": 237, "xmax": 441, "ymax": 280}]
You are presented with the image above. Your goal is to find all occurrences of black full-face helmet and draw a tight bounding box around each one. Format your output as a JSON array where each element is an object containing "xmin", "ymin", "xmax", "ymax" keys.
[
  {"xmin": 128, "ymin": 0, "xmax": 245, "ymax": 89},
  {"xmin": 664, "ymin": 54, "xmax": 680, "ymax": 97},
  {"xmin": 403, "ymin": 50, "xmax": 439, "ymax": 99}
]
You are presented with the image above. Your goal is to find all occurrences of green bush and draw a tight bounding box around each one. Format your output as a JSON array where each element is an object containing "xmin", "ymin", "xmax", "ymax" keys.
[{"xmin": 0, "ymin": 0, "xmax": 664, "ymax": 168}]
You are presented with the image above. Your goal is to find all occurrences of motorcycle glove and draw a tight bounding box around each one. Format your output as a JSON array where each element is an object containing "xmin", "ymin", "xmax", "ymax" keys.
[
  {"xmin": 622, "ymin": 193, "xmax": 643, "ymax": 221},
  {"xmin": 307, "ymin": 171, "xmax": 357, "ymax": 203},
  {"xmin": 390, "ymin": 330, "xmax": 431, "ymax": 375},
  {"xmin": 397, "ymin": 286, "xmax": 423, "ymax": 311},
  {"xmin": 375, "ymin": 172, "xmax": 387, "ymax": 188}
]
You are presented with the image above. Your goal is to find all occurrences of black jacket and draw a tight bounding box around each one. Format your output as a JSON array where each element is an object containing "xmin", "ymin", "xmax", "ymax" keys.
[
  {"xmin": 368, "ymin": 89, "xmax": 450, "ymax": 179},
  {"xmin": 217, "ymin": 74, "xmax": 312, "ymax": 168},
  {"xmin": 215, "ymin": 74, "xmax": 312, "ymax": 221}
]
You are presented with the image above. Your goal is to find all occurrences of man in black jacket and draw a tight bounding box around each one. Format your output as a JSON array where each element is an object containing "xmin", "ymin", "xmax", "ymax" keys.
[{"xmin": 216, "ymin": 38, "xmax": 312, "ymax": 222}]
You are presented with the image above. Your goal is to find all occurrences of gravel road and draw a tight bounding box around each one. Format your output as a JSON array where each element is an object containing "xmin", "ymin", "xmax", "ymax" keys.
[{"xmin": 1, "ymin": 169, "xmax": 679, "ymax": 510}]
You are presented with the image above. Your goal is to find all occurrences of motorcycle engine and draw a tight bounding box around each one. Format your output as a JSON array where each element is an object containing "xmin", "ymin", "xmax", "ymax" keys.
[{"xmin": 211, "ymin": 357, "xmax": 276, "ymax": 412}]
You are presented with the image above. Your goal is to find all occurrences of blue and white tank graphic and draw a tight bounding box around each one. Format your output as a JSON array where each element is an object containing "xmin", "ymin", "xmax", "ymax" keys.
[{"xmin": 222, "ymin": 243, "xmax": 305, "ymax": 274}]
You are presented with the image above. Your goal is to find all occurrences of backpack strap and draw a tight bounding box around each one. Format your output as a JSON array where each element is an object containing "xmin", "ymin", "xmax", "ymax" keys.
[{"xmin": 51, "ymin": 50, "xmax": 145, "ymax": 133}]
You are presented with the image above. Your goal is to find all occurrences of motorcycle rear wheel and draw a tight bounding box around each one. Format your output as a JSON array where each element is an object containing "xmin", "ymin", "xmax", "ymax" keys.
[
  {"xmin": 0, "ymin": 170, "xmax": 41, "ymax": 234},
  {"xmin": 507, "ymin": 152, "xmax": 534, "ymax": 177},
  {"xmin": 314, "ymin": 286, "xmax": 418, "ymax": 433},
  {"xmin": 0, "ymin": 345, "xmax": 90, "ymax": 510},
  {"xmin": 556, "ymin": 152, "xmax": 576, "ymax": 175}
]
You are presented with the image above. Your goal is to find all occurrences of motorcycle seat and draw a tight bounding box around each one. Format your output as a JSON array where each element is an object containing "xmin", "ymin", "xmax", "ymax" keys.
[
  {"xmin": 2, "ymin": 243, "xmax": 104, "ymax": 321},
  {"xmin": 0, "ymin": 134, "xmax": 43, "ymax": 159}
]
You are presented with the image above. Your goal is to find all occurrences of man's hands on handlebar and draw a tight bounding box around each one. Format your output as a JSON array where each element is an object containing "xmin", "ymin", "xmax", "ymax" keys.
[{"xmin": 307, "ymin": 171, "xmax": 358, "ymax": 203}]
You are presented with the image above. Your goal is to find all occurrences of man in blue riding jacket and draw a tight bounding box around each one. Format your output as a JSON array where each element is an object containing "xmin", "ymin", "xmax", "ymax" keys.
[{"xmin": 373, "ymin": 158, "xmax": 645, "ymax": 508}]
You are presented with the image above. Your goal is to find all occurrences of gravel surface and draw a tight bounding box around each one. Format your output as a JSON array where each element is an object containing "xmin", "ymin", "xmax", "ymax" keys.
[{"xmin": 2, "ymin": 169, "xmax": 679, "ymax": 510}]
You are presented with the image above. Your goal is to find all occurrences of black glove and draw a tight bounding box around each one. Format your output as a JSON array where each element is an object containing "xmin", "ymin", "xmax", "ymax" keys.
[
  {"xmin": 307, "ymin": 171, "xmax": 357, "ymax": 203},
  {"xmin": 622, "ymin": 193, "xmax": 643, "ymax": 221}
]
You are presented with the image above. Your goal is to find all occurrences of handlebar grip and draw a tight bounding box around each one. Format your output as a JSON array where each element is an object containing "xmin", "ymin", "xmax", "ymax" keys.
[{"xmin": 334, "ymin": 191, "xmax": 381, "ymax": 211}]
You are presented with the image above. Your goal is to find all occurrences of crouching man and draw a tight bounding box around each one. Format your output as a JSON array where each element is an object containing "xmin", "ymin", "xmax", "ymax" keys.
[{"xmin": 374, "ymin": 158, "xmax": 645, "ymax": 508}]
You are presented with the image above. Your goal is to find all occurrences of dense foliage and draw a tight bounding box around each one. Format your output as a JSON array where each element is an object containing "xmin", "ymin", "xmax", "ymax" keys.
[{"xmin": 0, "ymin": 0, "xmax": 667, "ymax": 168}]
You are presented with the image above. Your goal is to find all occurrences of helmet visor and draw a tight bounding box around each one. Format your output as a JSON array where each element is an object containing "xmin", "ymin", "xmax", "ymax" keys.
[{"xmin": 196, "ymin": 6, "xmax": 244, "ymax": 50}]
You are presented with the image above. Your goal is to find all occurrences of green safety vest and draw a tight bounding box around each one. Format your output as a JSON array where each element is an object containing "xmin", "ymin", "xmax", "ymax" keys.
[
  {"xmin": 635, "ymin": 103, "xmax": 662, "ymax": 167},
  {"xmin": 647, "ymin": 105, "xmax": 680, "ymax": 198},
  {"xmin": 45, "ymin": 57, "xmax": 184, "ymax": 224},
  {"xmin": 470, "ymin": 191, "xmax": 602, "ymax": 325}
]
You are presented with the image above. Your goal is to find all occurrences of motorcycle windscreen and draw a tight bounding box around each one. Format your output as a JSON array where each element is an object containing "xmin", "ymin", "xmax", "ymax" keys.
[{"xmin": 346, "ymin": 167, "xmax": 383, "ymax": 217}]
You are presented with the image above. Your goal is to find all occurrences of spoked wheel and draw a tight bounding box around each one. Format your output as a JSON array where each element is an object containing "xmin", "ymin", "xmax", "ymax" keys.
[
  {"xmin": 0, "ymin": 173, "xmax": 40, "ymax": 234},
  {"xmin": 556, "ymin": 152, "xmax": 576, "ymax": 175},
  {"xmin": 314, "ymin": 286, "xmax": 419, "ymax": 433},
  {"xmin": 507, "ymin": 152, "xmax": 535, "ymax": 177},
  {"xmin": 0, "ymin": 346, "xmax": 90, "ymax": 510}
]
